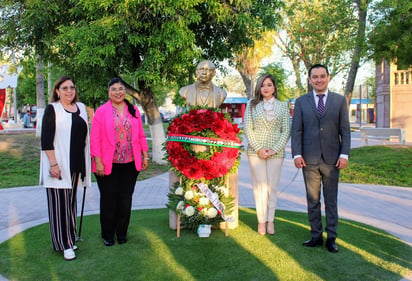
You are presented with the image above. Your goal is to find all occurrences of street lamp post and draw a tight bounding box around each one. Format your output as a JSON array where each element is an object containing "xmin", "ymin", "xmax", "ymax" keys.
[{"xmin": 359, "ymin": 84, "xmax": 362, "ymax": 127}]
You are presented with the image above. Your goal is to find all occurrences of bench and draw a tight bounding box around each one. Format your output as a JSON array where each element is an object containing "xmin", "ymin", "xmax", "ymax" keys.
[{"xmin": 360, "ymin": 127, "xmax": 406, "ymax": 146}]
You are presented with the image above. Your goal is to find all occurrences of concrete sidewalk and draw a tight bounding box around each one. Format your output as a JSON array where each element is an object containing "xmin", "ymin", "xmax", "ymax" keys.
[{"xmin": 0, "ymin": 131, "xmax": 411, "ymax": 280}]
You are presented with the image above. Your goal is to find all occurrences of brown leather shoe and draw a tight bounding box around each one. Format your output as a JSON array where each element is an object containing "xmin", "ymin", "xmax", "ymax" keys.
[
  {"xmin": 258, "ymin": 223, "xmax": 266, "ymax": 235},
  {"xmin": 266, "ymin": 221, "xmax": 275, "ymax": 235}
]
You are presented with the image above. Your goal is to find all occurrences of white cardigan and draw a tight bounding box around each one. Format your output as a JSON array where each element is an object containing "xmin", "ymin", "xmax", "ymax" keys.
[{"xmin": 39, "ymin": 102, "xmax": 91, "ymax": 189}]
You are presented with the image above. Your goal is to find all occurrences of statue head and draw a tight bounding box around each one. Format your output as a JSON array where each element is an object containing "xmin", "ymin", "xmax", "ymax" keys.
[{"xmin": 196, "ymin": 60, "xmax": 216, "ymax": 83}]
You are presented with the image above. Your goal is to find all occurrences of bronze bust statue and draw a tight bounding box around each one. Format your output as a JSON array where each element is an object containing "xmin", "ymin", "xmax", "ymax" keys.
[{"xmin": 179, "ymin": 60, "xmax": 227, "ymax": 108}]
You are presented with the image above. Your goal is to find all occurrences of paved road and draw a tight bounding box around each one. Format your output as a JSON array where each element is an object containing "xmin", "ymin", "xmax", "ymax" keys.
[{"xmin": 0, "ymin": 131, "xmax": 411, "ymax": 281}]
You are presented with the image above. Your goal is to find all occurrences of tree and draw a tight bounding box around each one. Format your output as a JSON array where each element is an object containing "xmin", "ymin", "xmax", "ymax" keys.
[
  {"xmin": 344, "ymin": 0, "xmax": 370, "ymax": 106},
  {"xmin": 0, "ymin": 0, "xmax": 76, "ymax": 135},
  {"xmin": 235, "ymin": 31, "xmax": 277, "ymax": 99},
  {"xmin": 16, "ymin": 56, "xmax": 66, "ymax": 106},
  {"xmin": 1, "ymin": 0, "xmax": 281, "ymax": 162},
  {"xmin": 16, "ymin": 56, "xmax": 36, "ymax": 107},
  {"xmin": 274, "ymin": 0, "xmax": 358, "ymax": 92},
  {"xmin": 368, "ymin": 0, "xmax": 412, "ymax": 69},
  {"xmin": 52, "ymin": 0, "xmax": 282, "ymax": 162}
]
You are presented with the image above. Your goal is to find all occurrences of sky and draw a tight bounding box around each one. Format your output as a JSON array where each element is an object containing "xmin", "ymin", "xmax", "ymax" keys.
[{"xmin": 266, "ymin": 46, "xmax": 376, "ymax": 95}]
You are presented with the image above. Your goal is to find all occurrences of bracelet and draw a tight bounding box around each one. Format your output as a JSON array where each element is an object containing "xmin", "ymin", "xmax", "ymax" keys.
[
  {"xmin": 50, "ymin": 163, "xmax": 58, "ymax": 167},
  {"xmin": 144, "ymin": 158, "xmax": 150, "ymax": 160}
]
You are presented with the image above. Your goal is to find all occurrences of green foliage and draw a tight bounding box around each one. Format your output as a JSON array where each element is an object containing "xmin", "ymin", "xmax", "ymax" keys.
[
  {"xmin": 276, "ymin": 0, "xmax": 358, "ymax": 90},
  {"xmin": 0, "ymin": 208, "xmax": 411, "ymax": 280},
  {"xmin": 260, "ymin": 63, "xmax": 290, "ymax": 101},
  {"xmin": 16, "ymin": 57, "xmax": 37, "ymax": 106},
  {"xmin": 16, "ymin": 57, "xmax": 68, "ymax": 106},
  {"xmin": 368, "ymin": 0, "xmax": 412, "ymax": 68},
  {"xmin": 1, "ymin": 0, "xmax": 283, "ymax": 109},
  {"xmin": 0, "ymin": 0, "xmax": 73, "ymax": 58}
]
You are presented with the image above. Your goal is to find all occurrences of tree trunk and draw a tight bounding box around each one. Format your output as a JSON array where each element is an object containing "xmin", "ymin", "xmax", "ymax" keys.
[
  {"xmin": 124, "ymin": 80, "xmax": 166, "ymax": 164},
  {"xmin": 303, "ymin": 61, "xmax": 313, "ymax": 93},
  {"xmin": 47, "ymin": 62, "xmax": 52, "ymax": 100},
  {"xmin": 344, "ymin": 0, "xmax": 368, "ymax": 108},
  {"xmin": 35, "ymin": 55, "xmax": 45, "ymax": 137},
  {"xmin": 239, "ymin": 71, "xmax": 253, "ymax": 99},
  {"xmin": 291, "ymin": 58, "xmax": 305, "ymax": 94}
]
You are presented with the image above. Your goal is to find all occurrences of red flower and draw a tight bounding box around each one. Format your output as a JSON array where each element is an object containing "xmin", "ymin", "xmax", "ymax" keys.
[{"xmin": 166, "ymin": 109, "xmax": 240, "ymax": 180}]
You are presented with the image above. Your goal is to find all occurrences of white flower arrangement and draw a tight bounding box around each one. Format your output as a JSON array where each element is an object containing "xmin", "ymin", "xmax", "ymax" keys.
[
  {"xmin": 175, "ymin": 187, "xmax": 184, "ymax": 195},
  {"xmin": 199, "ymin": 197, "xmax": 210, "ymax": 206},
  {"xmin": 167, "ymin": 181, "xmax": 234, "ymax": 232},
  {"xmin": 176, "ymin": 201, "xmax": 184, "ymax": 211},
  {"xmin": 207, "ymin": 207, "xmax": 218, "ymax": 218},
  {"xmin": 184, "ymin": 190, "xmax": 194, "ymax": 200},
  {"xmin": 185, "ymin": 206, "xmax": 195, "ymax": 216}
]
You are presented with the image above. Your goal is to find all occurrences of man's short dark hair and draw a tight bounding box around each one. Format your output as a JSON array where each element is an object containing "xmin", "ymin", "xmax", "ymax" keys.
[{"xmin": 309, "ymin": 64, "xmax": 329, "ymax": 77}]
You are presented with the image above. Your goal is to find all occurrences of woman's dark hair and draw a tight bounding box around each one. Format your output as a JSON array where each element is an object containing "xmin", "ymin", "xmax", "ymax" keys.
[
  {"xmin": 50, "ymin": 76, "xmax": 79, "ymax": 103},
  {"xmin": 250, "ymin": 74, "xmax": 278, "ymax": 108},
  {"xmin": 108, "ymin": 77, "xmax": 137, "ymax": 118}
]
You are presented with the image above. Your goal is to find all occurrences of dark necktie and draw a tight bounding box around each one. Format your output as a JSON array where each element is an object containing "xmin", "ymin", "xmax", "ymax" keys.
[{"xmin": 317, "ymin": 94, "xmax": 325, "ymax": 116}]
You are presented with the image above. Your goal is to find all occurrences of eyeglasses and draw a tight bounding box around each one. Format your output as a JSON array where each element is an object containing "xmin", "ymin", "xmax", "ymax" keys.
[
  {"xmin": 60, "ymin": 86, "xmax": 76, "ymax": 91},
  {"xmin": 110, "ymin": 87, "xmax": 125, "ymax": 92}
]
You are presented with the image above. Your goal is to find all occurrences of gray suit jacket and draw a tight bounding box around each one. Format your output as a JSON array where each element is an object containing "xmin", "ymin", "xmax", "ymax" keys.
[{"xmin": 291, "ymin": 91, "xmax": 351, "ymax": 165}]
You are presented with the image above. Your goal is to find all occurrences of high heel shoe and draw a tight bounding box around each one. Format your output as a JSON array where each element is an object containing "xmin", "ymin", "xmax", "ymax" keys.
[
  {"xmin": 258, "ymin": 223, "xmax": 266, "ymax": 235},
  {"xmin": 266, "ymin": 221, "xmax": 275, "ymax": 235}
]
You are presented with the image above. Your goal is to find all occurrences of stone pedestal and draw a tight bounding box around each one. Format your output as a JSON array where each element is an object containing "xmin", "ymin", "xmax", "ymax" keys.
[
  {"xmin": 168, "ymin": 171, "xmax": 179, "ymax": 230},
  {"xmin": 220, "ymin": 171, "xmax": 238, "ymax": 230},
  {"xmin": 168, "ymin": 170, "xmax": 239, "ymax": 230}
]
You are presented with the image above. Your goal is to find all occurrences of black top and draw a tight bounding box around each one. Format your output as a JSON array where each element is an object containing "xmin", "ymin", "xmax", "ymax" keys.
[{"xmin": 41, "ymin": 104, "xmax": 87, "ymax": 180}]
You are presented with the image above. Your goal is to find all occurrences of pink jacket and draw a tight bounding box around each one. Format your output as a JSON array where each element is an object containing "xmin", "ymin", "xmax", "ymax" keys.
[{"xmin": 90, "ymin": 100, "xmax": 148, "ymax": 175}]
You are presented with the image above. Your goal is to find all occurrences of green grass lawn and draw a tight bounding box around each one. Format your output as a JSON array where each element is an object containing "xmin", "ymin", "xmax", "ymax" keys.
[
  {"xmin": 340, "ymin": 145, "xmax": 412, "ymax": 187},
  {"xmin": 0, "ymin": 208, "xmax": 410, "ymax": 281}
]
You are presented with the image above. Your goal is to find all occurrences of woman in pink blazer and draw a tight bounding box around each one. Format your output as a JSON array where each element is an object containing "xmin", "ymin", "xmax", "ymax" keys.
[{"xmin": 90, "ymin": 77, "xmax": 149, "ymax": 246}]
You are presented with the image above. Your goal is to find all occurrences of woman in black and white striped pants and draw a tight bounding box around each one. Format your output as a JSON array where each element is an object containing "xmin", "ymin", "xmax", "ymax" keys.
[{"xmin": 40, "ymin": 76, "xmax": 91, "ymax": 261}]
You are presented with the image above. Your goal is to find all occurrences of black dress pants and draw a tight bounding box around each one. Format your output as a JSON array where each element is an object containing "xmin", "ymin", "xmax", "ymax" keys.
[
  {"xmin": 302, "ymin": 157, "xmax": 340, "ymax": 239},
  {"xmin": 96, "ymin": 162, "xmax": 139, "ymax": 241}
]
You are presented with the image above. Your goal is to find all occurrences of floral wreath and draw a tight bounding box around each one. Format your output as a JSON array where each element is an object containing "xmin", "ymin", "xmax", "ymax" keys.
[
  {"xmin": 165, "ymin": 108, "xmax": 241, "ymax": 231},
  {"xmin": 165, "ymin": 108, "xmax": 241, "ymax": 180}
]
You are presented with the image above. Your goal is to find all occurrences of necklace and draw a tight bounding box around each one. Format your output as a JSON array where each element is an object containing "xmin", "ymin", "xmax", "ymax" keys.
[{"xmin": 61, "ymin": 101, "xmax": 77, "ymax": 113}]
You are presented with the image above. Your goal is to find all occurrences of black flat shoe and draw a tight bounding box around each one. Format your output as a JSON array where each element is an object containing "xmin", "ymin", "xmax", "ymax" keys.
[
  {"xmin": 326, "ymin": 238, "xmax": 339, "ymax": 253},
  {"xmin": 103, "ymin": 239, "xmax": 115, "ymax": 246},
  {"xmin": 302, "ymin": 236, "xmax": 323, "ymax": 247},
  {"xmin": 118, "ymin": 238, "xmax": 128, "ymax": 244}
]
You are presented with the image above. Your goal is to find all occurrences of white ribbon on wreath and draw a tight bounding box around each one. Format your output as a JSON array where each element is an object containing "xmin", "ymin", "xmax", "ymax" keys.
[{"xmin": 197, "ymin": 183, "xmax": 234, "ymax": 222}]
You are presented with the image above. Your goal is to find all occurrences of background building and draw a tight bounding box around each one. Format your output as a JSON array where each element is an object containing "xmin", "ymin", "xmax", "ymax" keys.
[{"xmin": 375, "ymin": 61, "xmax": 412, "ymax": 142}]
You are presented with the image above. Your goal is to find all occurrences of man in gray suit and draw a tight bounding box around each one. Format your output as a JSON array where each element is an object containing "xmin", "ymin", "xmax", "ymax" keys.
[{"xmin": 291, "ymin": 64, "xmax": 351, "ymax": 253}]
